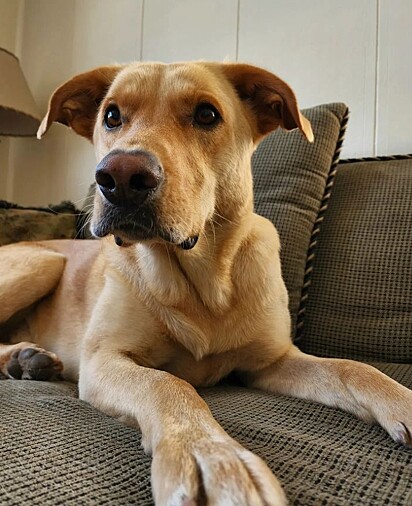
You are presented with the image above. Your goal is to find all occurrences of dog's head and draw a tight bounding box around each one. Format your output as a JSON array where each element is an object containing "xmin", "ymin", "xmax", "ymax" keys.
[{"xmin": 38, "ymin": 62, "xmax": 313, "ymax": 249}]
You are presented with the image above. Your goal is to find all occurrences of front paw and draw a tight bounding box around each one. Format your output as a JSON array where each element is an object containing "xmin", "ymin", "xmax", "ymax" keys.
[
  {"xmin": 151, "ymin": 432, "xmax": 286, "ymax": 506},
  {"xmin": 389, "ymin": 421, "xmax": 411, "ymax": 447},
  {"xmin": 375, "ymin": 384, "xmax": 412, "ymax": 447}
]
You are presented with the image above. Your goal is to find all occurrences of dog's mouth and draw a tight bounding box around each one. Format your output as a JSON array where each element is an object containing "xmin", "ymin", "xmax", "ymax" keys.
[{"xmin": 90, "ymin": 204, "xmax": 199, "ymax": 250}]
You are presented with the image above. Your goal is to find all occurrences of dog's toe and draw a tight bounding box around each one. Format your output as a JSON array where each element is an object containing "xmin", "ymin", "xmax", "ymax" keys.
[
  {"xmin": 377, "ymin": 385, "xmax": 412, "ymax": 448},
  {"xmin": 7, "ymin": 346, "xmax": 63, "ymax": 381},
  {"xmin": 6, "ymin": 352, "xmax": 23, "ymax": 379},
  {"xmin": 391, "ymin": 421, "xmax": 412, "ymax": 447},
  {"xmin": 152, "ymin": 433, "xmax": 287, "ymax": 506}
]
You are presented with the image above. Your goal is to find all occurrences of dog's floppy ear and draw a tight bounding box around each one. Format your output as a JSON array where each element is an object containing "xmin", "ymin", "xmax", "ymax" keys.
[
  {"xmin": 37, "ymin": 65, "xmax": 123, "ymax": 141},
  {"xmin": 222, "ymin": 63, "xmax": 313, "ymax": 142}
]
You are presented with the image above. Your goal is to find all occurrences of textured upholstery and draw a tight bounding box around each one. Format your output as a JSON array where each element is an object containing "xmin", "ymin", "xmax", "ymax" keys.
[
  {"xmin": 1, "ymin": 364, "xmax": 411, "ymax": 505},
  {"xmin": 299, "ymin": 158, "xmax": 412, "ymax": 363},
  {"xmin": 252, "ymin": 103, "xmax": 348, "ymax": 334}
]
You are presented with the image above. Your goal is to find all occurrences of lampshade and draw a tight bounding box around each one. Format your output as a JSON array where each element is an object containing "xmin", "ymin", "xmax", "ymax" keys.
[{"xmin": 0, "ymin": 47, "xmax": 41, "ymax": 137}]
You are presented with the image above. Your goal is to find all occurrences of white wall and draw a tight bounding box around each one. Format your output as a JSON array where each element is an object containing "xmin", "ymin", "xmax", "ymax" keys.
[
  {"xmin": 377, "ymin": 0, "xmax": 412, "ymax": 155},
  {"xmin": 10, "ymin": 0, "xmax": 143, "ymax": 206},
  {"xmin": 1, "ymin": 0, "xmax": 411, "ymax": 205},
  {"xmin": 0, "ymin": 0, "xmax": 23, "ymax": 200}
]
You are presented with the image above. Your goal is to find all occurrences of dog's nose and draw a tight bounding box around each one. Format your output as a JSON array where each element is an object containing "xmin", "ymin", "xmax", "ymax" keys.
[{"xmin": 95, "ymin": 150, "xmax": 163, "ymax": 206}]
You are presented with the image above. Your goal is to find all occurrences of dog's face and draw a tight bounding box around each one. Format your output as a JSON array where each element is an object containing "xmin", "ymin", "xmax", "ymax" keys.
[{"xmin": 39, "ymin": 62, "xmax": 313, "ymax": 248}]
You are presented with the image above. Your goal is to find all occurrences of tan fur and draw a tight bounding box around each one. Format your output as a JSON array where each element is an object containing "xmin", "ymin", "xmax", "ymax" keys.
[{"xmin": 0, "ymin": 61, "xmax": 410, "ymax": 505}]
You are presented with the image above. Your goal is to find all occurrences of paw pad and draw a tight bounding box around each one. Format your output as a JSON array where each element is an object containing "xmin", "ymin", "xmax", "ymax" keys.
[{"xmin": 7, "ymin": 347, "xmax": 63, "ymax": 381}]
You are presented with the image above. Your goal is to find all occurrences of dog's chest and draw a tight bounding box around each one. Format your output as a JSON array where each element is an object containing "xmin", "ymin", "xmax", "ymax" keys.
[
  {"xmin": 155, "ymin": 308, "xmax": 276, "ymax": 387},
  {"xmin": 161, "ymin": 349, "xmax": 238, "ymax": 387}
]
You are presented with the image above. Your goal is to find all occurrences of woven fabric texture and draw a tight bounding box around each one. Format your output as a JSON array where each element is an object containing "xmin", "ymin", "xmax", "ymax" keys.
[
  {"xmin": 252, "ymin": 103, "xmax": 348, "ymax": 335},
  {"xmin": 299, "ymin": 158, "xmax": 412, "ymax": 363},
  {"xmin": 1, "ymin": 366, "xmax": 411, "ymax": 506}
]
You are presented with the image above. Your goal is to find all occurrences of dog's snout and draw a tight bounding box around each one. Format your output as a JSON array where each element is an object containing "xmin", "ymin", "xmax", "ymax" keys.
[{"xmin": 95, "ymin": 150, "xmax": 163, "ymax": 206}]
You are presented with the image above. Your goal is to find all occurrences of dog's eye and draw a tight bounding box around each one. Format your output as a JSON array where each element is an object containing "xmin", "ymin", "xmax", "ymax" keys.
[
  {"xmin": 104, "ymin": 105, "xmax": 122, "ymax": 129},
  {"xmin": 193, "ymin": 103, "xmax": 221, "ymax": 128}
]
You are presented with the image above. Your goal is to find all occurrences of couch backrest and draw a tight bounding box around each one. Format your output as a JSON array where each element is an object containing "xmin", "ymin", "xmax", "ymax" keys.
[{"xmin": 298, "ymin": 157, "xmax": 412, "ymax": 363}]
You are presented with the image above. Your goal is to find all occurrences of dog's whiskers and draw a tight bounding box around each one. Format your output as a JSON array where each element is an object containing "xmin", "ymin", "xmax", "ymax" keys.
[
  {"xmin": 164, "ymin": 243, "xmax": 174, "ymax": 278},
  {"xmin": 213, "ymin": 211, "xmax": 238, "ymax": 226},
  {"xmin": 75, "ymin": 213, "xmax": 93, "ymax": 239},
  {"xmin": 203, "ymin": 219, "xmax": 216, "ymax": 256},
  {"xmin": 73, "ymin": 194, "xmax": 94, "ymax": 207},
  {"xmin": 81, "ymin": 203, "xmax": 95, "ymax": 212}
]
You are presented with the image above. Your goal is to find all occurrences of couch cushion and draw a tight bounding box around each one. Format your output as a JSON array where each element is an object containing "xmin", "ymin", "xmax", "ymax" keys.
[
  {"xmin": 252, "ymin": 103, "xmax": 348, "ymax": 336},
  {"xmin": 299, "ymin": 157, "xmax": 412, "ymax": 362},
  {"xmin": 0, "ymin": 201, "xmax": 78, "ymax": 246},
  {"xmin": 0, "ymin": 366, "xmax": 410, "ymax": 506},
  {"xmin": 0, "ymin": 381, "xmax": 152, "ymax": 505}
]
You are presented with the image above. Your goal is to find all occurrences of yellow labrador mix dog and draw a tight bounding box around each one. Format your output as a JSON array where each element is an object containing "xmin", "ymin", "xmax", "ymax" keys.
[{"xmin": 0, "ymin": 62, "xmax": 411, "ymax": 505}]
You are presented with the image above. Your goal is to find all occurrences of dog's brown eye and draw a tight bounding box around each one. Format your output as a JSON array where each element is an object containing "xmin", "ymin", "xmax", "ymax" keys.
[
  {"xmin": 193, "ymin": 103, "xmax": 221, "ymax": 128},
  {"xmin": 104, "ymin": 105, "xmax": 122, "ymax": 129}
]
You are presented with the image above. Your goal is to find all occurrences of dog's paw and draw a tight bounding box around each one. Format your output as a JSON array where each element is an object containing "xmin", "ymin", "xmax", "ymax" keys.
[
  {"xmin": 375, "ymin": 384, "xmax": 412, "ymax": 448},
  {"xmin": 385, "ymin": 405, "xmax": 412, "ymax": 448},
  {"xmin": 152, "ymin": 432, "xmax": 287, "ymax": 506},
  {"xmin": 6, "ymin": 346, "xmax": 63, "ymax": 381},
  {"xmin": 390, "ymin": 421, "xmax": 412, "ymax": 447}
]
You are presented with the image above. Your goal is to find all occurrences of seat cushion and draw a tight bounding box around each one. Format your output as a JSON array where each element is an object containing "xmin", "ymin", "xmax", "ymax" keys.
[{"xmin": 1, "ymin": 364, "xmax": 410, "ymax": 505}]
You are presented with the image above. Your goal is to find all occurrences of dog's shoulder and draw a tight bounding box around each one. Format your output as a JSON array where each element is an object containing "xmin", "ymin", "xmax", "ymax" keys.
[
  {"xmin": 231, "ymin": 214, "xmax": 283, "ymax": 296},
  {"xmin": 240, "ymin": 213, "xmax": 281, "ymax": 259}
]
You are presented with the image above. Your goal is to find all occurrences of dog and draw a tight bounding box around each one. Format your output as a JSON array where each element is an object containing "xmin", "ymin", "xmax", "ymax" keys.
[{"xmin": 0, "ymin": 61, "xmax": 411, "ymax": 505}]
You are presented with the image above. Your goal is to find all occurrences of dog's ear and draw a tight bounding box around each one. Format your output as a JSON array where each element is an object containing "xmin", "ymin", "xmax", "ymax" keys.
[
  {"xmin": 37, "ymin": 65, "xmax": 123, "ymax": 141},
  {"xmin": 222, "ymin": 63, "xmax": 313, "ymax": 142}
]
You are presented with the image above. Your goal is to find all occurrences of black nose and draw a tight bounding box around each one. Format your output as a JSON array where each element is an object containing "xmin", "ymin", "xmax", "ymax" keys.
[{"xmin": 95, "ymin": 150, "xmax": 163, "ymax": 206}]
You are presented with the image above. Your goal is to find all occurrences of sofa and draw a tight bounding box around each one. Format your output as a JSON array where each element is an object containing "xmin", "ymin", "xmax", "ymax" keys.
[{"xmin": 0, "ymin": 103, "xmax": 411, "ymax": 505}]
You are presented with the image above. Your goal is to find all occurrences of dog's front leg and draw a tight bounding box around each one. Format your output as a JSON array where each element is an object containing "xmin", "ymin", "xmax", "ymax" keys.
[
  {"xmin": 79, "ymin": 347, "xmax": 286, "ymax": 506},
  {"xmin": 246, "ymin": 345, "xmax": 412, "ymax": 446}
]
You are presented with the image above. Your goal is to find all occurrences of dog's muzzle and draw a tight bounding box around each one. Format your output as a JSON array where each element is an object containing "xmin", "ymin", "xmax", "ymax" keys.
[
  {"xmin": 95, "ymin": 149, "xmax": 163, "ymax": 208},
  {"xmin": 93, "ymin": 150, "xmax": 199, "ymax": 250}
]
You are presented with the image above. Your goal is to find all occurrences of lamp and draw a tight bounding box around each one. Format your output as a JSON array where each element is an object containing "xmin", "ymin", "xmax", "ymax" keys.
[{"xmin": 0, "ymin": 47, "xmax": 40, "ymax": 136}]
